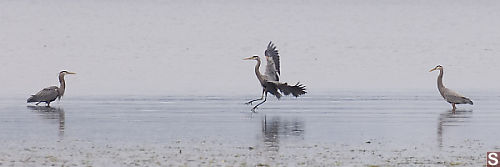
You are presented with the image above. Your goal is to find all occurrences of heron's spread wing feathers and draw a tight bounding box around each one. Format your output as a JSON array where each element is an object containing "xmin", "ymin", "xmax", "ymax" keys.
[
  {"xmin": 263, "ymin": 82, "xmax": 282, "ymax": 99},
  {"xmin": 27, "ymin": 86, "xmax": 60, "ymax": 103},
  {"xmin": 267, "ymin": 81, "xmax": 307, "ymax": 98},
  {"xmin": 264, "ymin": 41, "xmax": 280, "ymax": 81}
]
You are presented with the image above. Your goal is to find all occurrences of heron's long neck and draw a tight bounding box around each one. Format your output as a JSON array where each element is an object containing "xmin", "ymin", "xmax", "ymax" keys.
[
  {"xmin": 254, "ymin": 59, "xmax": 265, "ymax": 84},
  {"xmin": 58, "ymin": 74, "xmax": 66, "ymax": 96},
  {"xmin": 437, "ymin": 69, "xmax": 445, "ymax": 96}
]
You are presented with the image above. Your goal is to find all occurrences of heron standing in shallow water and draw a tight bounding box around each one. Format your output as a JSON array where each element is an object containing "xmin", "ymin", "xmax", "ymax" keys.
[
  {"xmin": 244, "ymin": 41, "xmax": 306, "ymax": 112},
  {"xmin": 429, "ymin": 65, "xmax": 472, "ymax": 112},
  {"xmin": 27, "ymin": 71, "xmax": 76, "ymax": 106}
]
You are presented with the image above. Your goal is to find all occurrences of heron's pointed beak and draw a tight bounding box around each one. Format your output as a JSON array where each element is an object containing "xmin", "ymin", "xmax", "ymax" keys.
[
  {"xmin": 429, "ymin": 68, "xmax": 437, "ymax": 72},
  {"xmin": 243, "ymin": 57, "xmax": 253, "ymax": 60},
  {"xmin": 67, "ymin": 72, "xmax": 76, "ymax": 74}
]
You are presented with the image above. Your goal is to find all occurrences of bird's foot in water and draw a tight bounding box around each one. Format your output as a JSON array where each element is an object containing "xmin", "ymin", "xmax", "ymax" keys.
[
  {"xmin": 246, "ymin": 98, "xmax": 264, "ymax": 105},
  {"xmin": 251, "ymin": 107, "xmax": 258, "ymax": 113},
  {"xmin": 246, "ymin": 100, "xmax": 259, "ymax": 105}
]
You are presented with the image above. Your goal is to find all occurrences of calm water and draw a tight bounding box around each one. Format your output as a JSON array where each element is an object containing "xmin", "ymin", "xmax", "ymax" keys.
[
  {"xmin": 1, "ymin": 92, "xmax": 498, "ymax": 151},
  {"xmin": 2, "ymin": 0, "xmax": 500, "ymax": 165}
]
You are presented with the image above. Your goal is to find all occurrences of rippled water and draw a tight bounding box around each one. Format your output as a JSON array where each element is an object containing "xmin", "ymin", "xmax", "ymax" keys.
[{"xmin": 0, "ymin": 92, "xmax": 498, "ymax": 165}]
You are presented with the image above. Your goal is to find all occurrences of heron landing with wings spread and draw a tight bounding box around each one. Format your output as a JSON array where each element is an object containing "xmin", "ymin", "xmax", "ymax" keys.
[
  {"xmin": 244, "ymin": 41, "xmax": 306, "ymax": 112},
  {"xmin": 429, "ymin": 65, "xmax": 473, "ymax": 113},
  {"xmin": 27, "ymin": 71, "xmax": 76, "ymax": 106}
]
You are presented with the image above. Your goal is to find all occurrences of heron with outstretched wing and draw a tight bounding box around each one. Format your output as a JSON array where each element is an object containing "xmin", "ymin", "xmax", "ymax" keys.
[{"xmin": 244, "ymin": 41, "xmax": 306, "ymax": 112}]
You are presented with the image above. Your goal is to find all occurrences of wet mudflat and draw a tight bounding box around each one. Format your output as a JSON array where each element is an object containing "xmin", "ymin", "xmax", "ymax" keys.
[{"xmin": 0, "ymin": 91, "xmax": 498, "ymax": 166}]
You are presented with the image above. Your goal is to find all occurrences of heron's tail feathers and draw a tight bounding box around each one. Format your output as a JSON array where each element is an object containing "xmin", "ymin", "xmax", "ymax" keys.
[
  {"xmin": 27, "ymin": 95, "xmax": 38, "ymax": 103},
  {"xmin": 463, "ymin": 97, "xmax": 473, "ymax": 105},
  {"xmin": 276, "ymin": 82, "xmax": 307, "ymax": 97}
]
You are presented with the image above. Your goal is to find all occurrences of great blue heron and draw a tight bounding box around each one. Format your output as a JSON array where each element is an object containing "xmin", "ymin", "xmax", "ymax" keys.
[
  {"xmin": 429, "ymin": 65, "xmax": 472, "ymax": 112},
  {"xmin": 244, "ymin": 41, "xmax": 306, "ymax": 111},
  {"xmin": 27, "ymin": 71, "xmax": 76, "ymax": 106}
]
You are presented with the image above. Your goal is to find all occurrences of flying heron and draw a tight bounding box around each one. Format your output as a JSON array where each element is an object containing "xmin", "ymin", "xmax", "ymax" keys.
[
  {"xmin": 244, "ymin": 41, "xmax": 306, "ymax": 111},
  {"xmin": 27, "ymin": 71, "xmax": 76, "ymax": 106},
  {"xmin": 429, "ymin": 65, "xmax": 472, "ymax": 112}
]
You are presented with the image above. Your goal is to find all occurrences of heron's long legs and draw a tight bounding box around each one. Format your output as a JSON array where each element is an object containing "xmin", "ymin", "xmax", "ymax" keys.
[
  {"xmin": 451, "ymin": 103, "xmax": 456, "ymax": 113},
  {"xmin": 246, "ymin": 89, "xmax": 265, "ymax": 105},
  {"xmin": 251, "ymin": 92, "xmax": 268, "ymax": 112}
]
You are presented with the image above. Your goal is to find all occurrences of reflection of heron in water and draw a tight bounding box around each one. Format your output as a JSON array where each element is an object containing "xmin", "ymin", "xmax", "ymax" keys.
[
  {"xmin": 437, "ymin": 109, "xmax": 472, "ymax": 148},
  {"xmin": 27, "ymin": 106, "xmax": 65, "ymax": 138},
  {"xmin": 261, "ymin": 116, "xmax": 304, "ymax": 152}
]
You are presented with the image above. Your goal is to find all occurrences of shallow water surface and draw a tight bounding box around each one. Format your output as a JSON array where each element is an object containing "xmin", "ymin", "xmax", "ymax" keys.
[{"xmin": 0, "ymin": 92, "xmax": 498, "ymax": 166}]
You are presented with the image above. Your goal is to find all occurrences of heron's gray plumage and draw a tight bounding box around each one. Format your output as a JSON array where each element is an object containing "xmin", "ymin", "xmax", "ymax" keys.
[
  {"xmin": 27, "ymin": 71, "xmax": 75, "ymax": 106},
  {"xmin": 442, "ymin": 88, "xmax": 473, "ymax": 105},
  {"xmin": 27, "ymin": 86, "xmax": 60, "ymax": 103},
  {"xmin": 264, "ymin": 41, "xmax": 280, "ymax": 81},
  {"xmin": 266, "ymin": 81, "xmax": 306, "ymax": 97},
  {"xmin": 244, "ymin": 42, "xmax": 306, "ymax": 112},
  {"xmin": 430, "ymin": 65, "xmax": 472, "ymax": 111}
]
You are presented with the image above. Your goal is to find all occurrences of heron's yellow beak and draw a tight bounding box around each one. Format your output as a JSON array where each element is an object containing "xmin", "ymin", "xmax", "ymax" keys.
[
  {"xmin": 243, "ymin": 57, "xmax": 253, "ymax": 60},
  {"xmin": 429, "ymin": 68, "xmax": 437, "ymax": 72},
  {"xmin": 67, "ymin": 72, "xmax": 76, "ymax": 74}
]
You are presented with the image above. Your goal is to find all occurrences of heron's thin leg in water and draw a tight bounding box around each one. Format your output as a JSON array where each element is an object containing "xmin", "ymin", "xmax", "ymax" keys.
[
  {"xmin": 252, "ymin": 92, "xmax": 268, "ymax": 112},
  {"xmin": 246, "ymin": 89, "xmax": 265, "ymax": 105},
  {"xmin": 452, "ymin": 103, "xmax": 456, "ymax": 113}
]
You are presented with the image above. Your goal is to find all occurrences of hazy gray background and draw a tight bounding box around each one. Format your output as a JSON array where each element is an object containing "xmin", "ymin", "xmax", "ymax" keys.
[{"xmin": 1, "ymin": 0, "xmax": 499, "ymax": 96}]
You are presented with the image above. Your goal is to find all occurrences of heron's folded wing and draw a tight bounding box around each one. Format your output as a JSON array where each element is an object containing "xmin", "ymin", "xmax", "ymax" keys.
[
  {"xmin": 32, "ymin": 86, "xmax": 60, "ymax": 102},
  {"xmin": 443, "ymin": 88, "xmax": 468, "ymax": 103}
]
